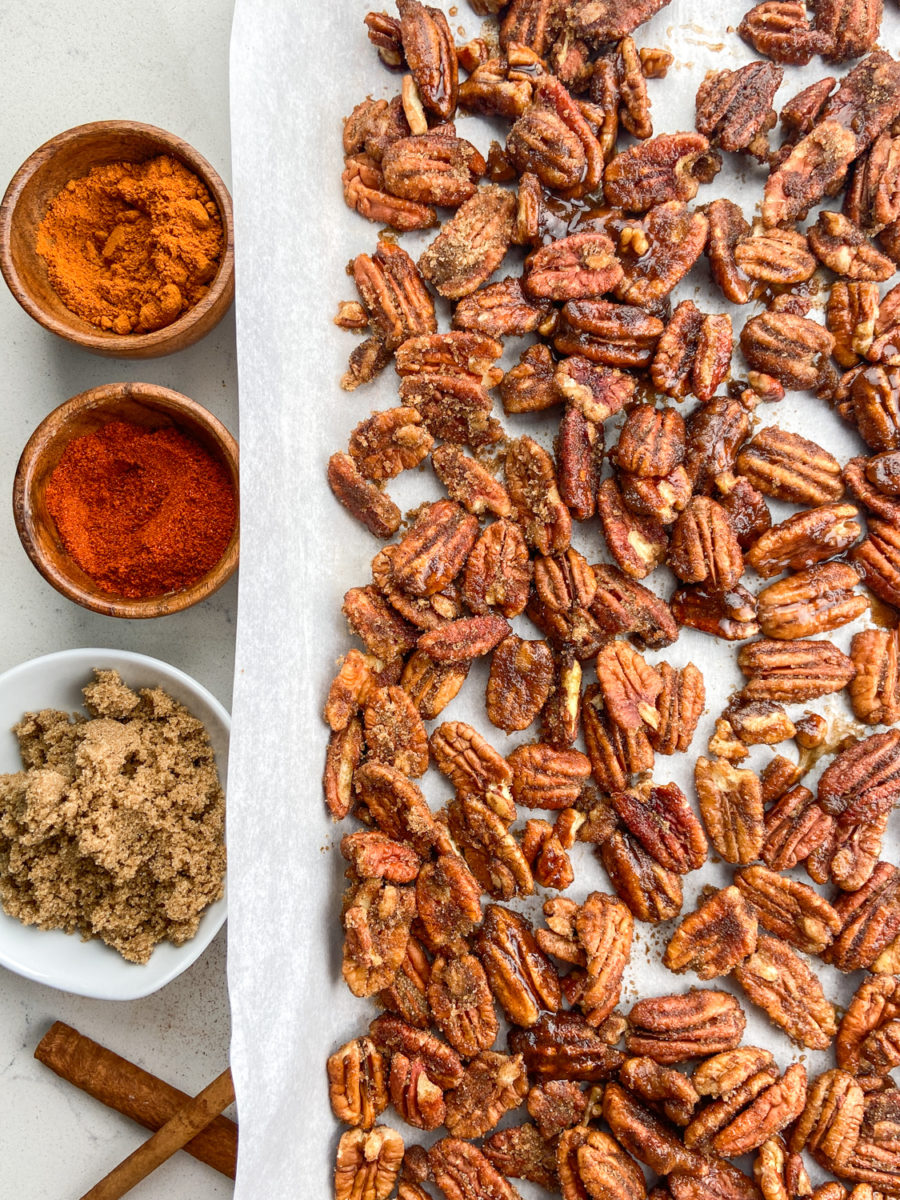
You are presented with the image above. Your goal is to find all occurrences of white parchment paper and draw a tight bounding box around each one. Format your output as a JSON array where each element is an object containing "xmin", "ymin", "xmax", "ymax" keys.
[{"xmin": 227, "ymin": 4, "xmax": 900, "ymax": 1197}]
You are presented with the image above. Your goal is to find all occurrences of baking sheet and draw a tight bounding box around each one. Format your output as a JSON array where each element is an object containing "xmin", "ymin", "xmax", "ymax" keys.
[{"xmin": 227, "ymin": 3, "xmax": 900, "ymax": 1196}]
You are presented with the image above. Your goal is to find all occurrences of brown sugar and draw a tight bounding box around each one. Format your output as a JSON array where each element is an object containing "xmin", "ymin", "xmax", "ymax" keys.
[
  {"xmin": 36, "ymin": 155, "xmax": 223, "ymax": 334},
  {"xmin": 0, "ymin": 669, "xmax": 225, "ymax": 964}
]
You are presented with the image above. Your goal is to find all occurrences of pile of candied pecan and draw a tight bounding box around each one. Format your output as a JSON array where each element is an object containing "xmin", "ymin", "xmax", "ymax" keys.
[{"xmin": 324, "ymin": 1, "xmax": 900, "ymax": 1199}]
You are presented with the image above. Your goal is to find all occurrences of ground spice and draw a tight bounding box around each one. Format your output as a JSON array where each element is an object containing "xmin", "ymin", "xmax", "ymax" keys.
[
  {"xmin": 0, "ymin": 669, "xmax": 225, "ymax": 964},
  {"xmin": 36, "ymin": 155, "xmax": 223, "ymax": 334},
  {"xmin": 45, "ymin": 420, "xmax": 237, "ymax": 598}
]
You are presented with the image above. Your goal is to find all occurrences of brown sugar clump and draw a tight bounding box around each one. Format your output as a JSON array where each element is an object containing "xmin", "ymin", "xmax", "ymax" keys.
[
  {"xmin": 36, "ymin": 155, "xmax": 223, "ymax": 334},
  {"xmin": 0, "ymin": 669, "xmax": 225, "ymax": 964}
]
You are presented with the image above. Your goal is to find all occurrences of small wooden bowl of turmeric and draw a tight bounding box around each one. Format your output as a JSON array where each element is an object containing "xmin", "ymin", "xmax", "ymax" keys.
[
  {"xmin": 14, "ymin": 382, "xmax": 239, "ymax": 619},
  {"xmin": 0, "ymin": 121, "xmax": 234, "ymax": 357}
]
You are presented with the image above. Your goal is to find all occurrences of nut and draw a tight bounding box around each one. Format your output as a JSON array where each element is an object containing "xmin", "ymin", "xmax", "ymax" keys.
[
  {"xmin": 595, "ymin": 641, "xmax": 663, "ymax": 731},
  {"xmin": 684, "ymin": 397, "xmax": 750, "ymax": 496},
  {"xmin": 446, "ymin": 795, "xmax": 533, "ymax": 901},
  {"xmin": 328, "ymin": 454, "xmax": 403, "ymax": 538},
  {"xmin": 826, "ymin": 282, "xmax": 879, "ymax": 367},
  {"xmin": 509, "ymin": 1010, "xmax": 625, "ymax": 1080},
  {"xmin": 695, "ymin": 756, "xmax": 765, "ymax": 864},
  {"xmin": 417, "ymin": 613, "xmax": 511, "ymax": 662},
  {"xmin": 836, "ymin": 975, "xmax": 900, "ymax": 1078},
  {"xmin": 325, "ymin": 720, "xmax": 364, "ymax": 820},
  {"xmin": 610, "ymin": 201, "xmax": 709, "ymax": 307},
  {"xmin": 382, "ymin": 134, "xmax": 484, "ymax": 207},
  {"xmin": 363, "ymin": 686, "xmax": 429, "ymax": 777},
  {"xmin": 508, "ymin": 743, "xmax": 591, "ymax": 810},
  {"xmin": 555, "ymin": 356, "xmax": 635, "ymax": 424},
  {"xmin": 696, "ymin": 60, "xmax": 782, "ymax": 155},
  {"xmin": 388, "ymin": 1052, "xmax": 446, "ymax": 1130},
  {"xmin": 328, "ymin": 1037, "xmax": 389, "ymax": 1129},
  {"xmin": 692, "ymin": 1063, "xmax": 808, "ymax": 1159},
  {"xmin": 501, "ymin": 343, "xmax": 559, "ymax": 414},
  {"xmin": 739, "ymin": 313, "xmax": 836, "ymax": 393},
  {"xmin": 734, "ymin": 864, "xmax": 842, "ymax": 953},
  {"xmin": 761, "ymin": 785, "xmax": 832, "ymax": 873},
  {"xmin": 790, "ymin": 1069, "xmax": 864, "ymax": 1170},
  {"xmin": 601, "ymin": 830, "xmax": 684, "ymax": 924},
  {"xmin": 733, "ymin": 933, "xmax": 838, "ymax": 1050},
  {"xmin": 431, "ymin": 443, "xmax": 512, "ymax": 518},
  {"xmin": 591, "ymin": 565, "xmax": 679, "ymax": 650},
  {"xmin": 615, "ymin": 405, "xmax": 685, "ymax": 478},
  {"xmin": 430, "ymin": 719, "xmax": 513, "ymax": 807},
  {"xmin": 745, "ymin": 504, "xmax": 861, "ymax": 577},
  {"xmin": 737, "ymin": 637, "xmax": 857, "ymax": 701},
  {"xmin": 609, "ymin": 779, "xmax": 708, "ymax": 874},
  {"xmin": 850, "ymin": 365, "xmax": 900, "ymax": 452},
  {"xmin": 429, "ymin": 1138, "xmax": 521, "ymax": 1200},
  {"xmin": 815, "ymin": 0, "xmax": 882, "ymax": 62},
  {"xmin": 597, "ymin": 478, "xmax": 668, "ymax": 580},
  {"xmin": 389, "ymin": 500, "xmax": 479, "ymax": 598},
  {"xmin": 756, "ymin": 562, "xmax": 868, "ymax": 640},
  {"xmin": 397, "ymin": 0, "xmax": 458, "ymax": 119},
  {"xmin": 415, "ymin": 854, "xmax": 484, "ymax": 954},
  {"xmin": 418, "ymin": 185, "xmax": 516, "ymax": 299},
  {"xmin": 626, "ymin": 990, "xmax": 746, "ymax": 1064},
  {"xmin": 556, "ymin": 406, "xmax": 603, "ymax": 522},
  {"xmin": 380, "ymin": 935, "xmax": 432, "ymax": 1030},
  {"xmin": 521, "ymin": 819, "xmax": 575, "ymax": 891},
  {"xmin": 706, "ymin": 198, "xmax": 752, "ymax": 304},
  {"xmin": 506, "ymin": 436, "xmax": 572, "ymax": 556},
  {"xmin": 527, "ymin": 1079, "xmax": 588, "ymax": 1140},
  {"xmin": 341, "ymin": 831, "xmax": 421, "ymax": 884},
  {"xmin": 349, "ymin": 408, "xmax": 434, "ymax": 481},
  {"xmin": 583, "ymin": 687, "xmax": 654, "ymax": 793},
  {"xmin": 355, "ymin": 761, "xmax": 445, "ymax": 856},
  {"xmin": 462, "ymin": 519, "xmax": 532, "ymax": 619},
  {"xmin": 342, "ymin": 153, "xmax": 437, "ymax": 234},
  {"xmin": 604, "ymin": 132, "xmax": 721, "ymax": 211},
  {"xmin": 555, "ymin": 298, "xmax": 664, "ymax": 368},
  {"xmin": 808, "ymin": 211, "xmax": 895, "ymax": 282},
  {"xmin": 486, "ymin": 635, "xmax": 554, "ymax": 733},
  {"xmin": 482, "ymin": 1123, "xmax": 558, "ymax": 1191},
  {"xmin": 826, "ymin": 861, "xmax": 900, "ymax": 971},
  {"xmin": 664, "ymin": 886, "xmax": 758, "ymax": 981},
  {"xmin": 557, "ymin": 1126, "xmax": 647, "ymax": 1200},
  {"xmin": 443, "ymin": 1051, "xmax": 528, "ymax": 1139},
  {"xmin": 852, "ymin": 517, "xmax": 900, "ymax": 609},
  {"xmin": 342, "ymin": 877, "xmax": 416, "ymax": 998},
  {"xmin": 651, "ymin": 663, "xmax": 706, "ymax": 755},
  {"xmin": 670, "ymin": 582, "xmax": 760, "ymax": 642},
  {"xmin": 475, "ymin": 903, "xmax": 561, "ymax": 1028},
  {"xmin": 603, "ymin": 1080, "xmax": 709, "ymax": 1177},
  {"xmin": 540, "ymin": 649, "xmax": 583, "ymax": 750},
  {"xmin": 619, "ymin": 1057, "xmax": 699, "ymax": 1126},
  {"xmin": 508, "ymin": 76, "xmax": 604, "ymax": 200},
  {"xmin": 734, "ymin": 228, "xmax": 816, "ymax": 284},
  {"xmin": 849, "ymin": 628, "xmax": 900, "ymax": 725},
  {"xmin": 334, "ymin": 1127, "xmax": 404, "ymax": 1200},
  {"xmin": 524, "ymin": 230, "xmax": 624, "ymax": 301},
  {"xmin": 818, "ymin": 728, "xmax": 900, "ymax": 828},
  {"xmin": 668, "ymin": 497, "xmax": 743, "ymax": 590}
]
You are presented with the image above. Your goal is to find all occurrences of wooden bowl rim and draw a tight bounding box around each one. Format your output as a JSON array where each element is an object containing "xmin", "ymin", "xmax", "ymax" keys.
[
  {"xmin": 0, "ymin": 120, "xmax": 235, "ymax": 355},
  {"xmin": 13, "ymin": 381, "xmax": 240, "ymax": 619}
]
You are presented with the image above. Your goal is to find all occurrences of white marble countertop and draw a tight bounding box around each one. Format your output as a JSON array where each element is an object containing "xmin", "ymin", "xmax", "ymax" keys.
[{"xmin": 0, "ymin": 2, "xmax": 237, "ymax": 1195}]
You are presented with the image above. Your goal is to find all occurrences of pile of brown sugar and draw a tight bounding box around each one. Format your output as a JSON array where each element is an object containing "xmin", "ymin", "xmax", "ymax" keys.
[
  {"xmin": 36, "ymin": 155, "xmax": 224, "ymax": 334},
  {"xmin": 0, "ymin": 669, "xmax": 225, "ymax": 964}
]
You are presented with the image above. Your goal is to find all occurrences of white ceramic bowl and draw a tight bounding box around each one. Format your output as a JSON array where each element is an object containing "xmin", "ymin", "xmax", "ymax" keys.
[{"xmin": 0, "ymin": 648, "xmax": 228, "ymax": 1000}]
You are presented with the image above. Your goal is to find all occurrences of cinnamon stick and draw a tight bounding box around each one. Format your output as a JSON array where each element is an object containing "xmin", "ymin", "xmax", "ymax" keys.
[
  {"xmin": 80, "ymin": 1069, "xmax": 235, "ymax": 1200},
  {"xmin": 34, "ymin": 1022, "xmax": 237, "ymax": 1180}
]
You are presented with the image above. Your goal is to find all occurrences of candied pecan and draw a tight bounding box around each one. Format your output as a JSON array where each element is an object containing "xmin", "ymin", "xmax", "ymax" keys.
[
  {"xmin": 555, "ymin": 356, "xmax": 634, "ymax": 425},
  {"xmin": 541, "ymin": 651, "xmax": 583, "ymax": 751},
  {"xmin": 619, "ymin": 466, "xmax": 693, "ymax": 526},
  {"xmin": 444, "ymin": 1051, "xmax": 528, "ymax": 1139},
  {"xmin": 615, "ymin": 405, "xmax": 685, "ymax": 478},
  {"xmin": 626, "ymin": 991, "xmax": 746, "ymax": 1064},
  {"xmin": 427, "ymin": 953, "xmax": 497, "ymax": 1059},
  {"xmin": 815, "ymin": 0, "xmax": 882, "ymax": 62},
  {"xmin": 692, "ymin": 1047, "xmax": 776, "ymax": 1102},
  {"xmin": 344, "ymin": 586, "xmax": 418, "ymax": 664},
  {"xmin": 556, "ymin": 407, "xmax": 603, "ymax": 522},
  {"xmin": 610, "ymin": 780, "xmax": 707, "ymax": 874},
  {"xmin": 557, "ymin": 1126, "xmax": 644, "ymax": 1200},
  {"xmin": 597, "ymin": 479, "xmax": 668, "ymax": 580},
  {"xmin": 583, "ymin": 687, "xmax": 655, "ymax": 792},
  {"xmin": 535, "ymin": 547, "xmax": 597, "ymax": 614},
  {"xmin": 604, "ymin": 132, "xmax": 721, "ymax": 211},
  {"xmin": 745, "ymin": 504, "xmax": 861, "ymax": 577},
  {"xmin": 365, "ymin": 12, "xmax": 404, "ymax": 69},
  {"xmin": 400, "ymin": 378, "xmax": 503, "ymax": 451},
  {"xmin": 696, "ymin": 61, "xmax": 782, "ymax": 156},
  {"xmin": 389, "ymin": 502, "xmax": 478, "ymax": 599},
  {"xmin": 835, "ymin": 974, "xmax": 900, "ymax": 1082},
  {"xmin": 342, "ymin": 877, "xmax": 416, "ymax": 998},
  {"xmin": 452, "ymin": 279, "xmax": 551, "ymax": 343},
  {"xmin": 620, "ymin": 1057, "xmax": 699, "ymax": 1126},
  {"xmin": 348, "ymin": 408, "xmax": 433, "ymax": 483},
  {"xmin": 476, "ymin": 904, "xmax": 561, "ymax": 1028},
  {"xmin": 395, "ymin": 330, "xmax": 503, "ymax": 380},
  {"xmin": 780, "ymin": 76, "xmax": 837, "ymax": 143},
  {"xmin": 664, "ymin": 886, "xmax": 758, "ymax": 981},
  {"xmin": 418, "ymin": 185, "xmax": 515, "ymax": 299},
  {"xmin": 695, "ymin": 757, "xmax": 764, "ymax": 864},
  {"xmin": 505, "ymin": 439, "xmax": 571, "ymax": 557},
  {"xmin": 508, "ymin": 744, "xmax": 591, "ymax": 810},
  {"xmin": 485, "ymin": 636, "xmax": 554, "ymax": 734},
  {"xmin": 347, "ymin": 241, "xmax": 437, "ymax": 374},
  {"xmin": 765, "ymin": 116, "xmax": 855, "ymax": 222},
  {"xmin": 653, "ymin": 302, "xmax": 733, "ymax": 402},
  {"xmin": 379, "ymin": 935, "xmax": 432, "ymax": 1028},
  {"xmin": 734, "ymin": 934, "xmax": 837, "ymax": 1050},
  {"xmin": 328, "ymin": 454, "xmax": 403, "ymax": 538},
  {"xmin": 327, "ymin": 649, "xmax": 387, "ymax": 733},
  {"xmin": 430, "ymin": 444, "xmax": 510, "ymax": 519},
  {"xmin": 501, "ymin": 343, "xmax": 558, "ymax": 416},
  {"xmin": 737, "ymin": 426, "xmax": 843, "ymax": 505},
  {"xmin": 668, "ymin": 497, "xmax": 743, "ymax": 591},
  {"xmin": 596, "ymin": 641, "xmax": 663, "ymax": 732},
  {"xmin": 671, "ymin": 582, "xmax": 760, "ymax": 641},
  {"xmin": 343, "ymin": 152, "xmax": 437, "ymax": 234},
  {"xmin": 344, "ymin": 97, "xmax": 393, "ymax": 157},
  {"xmin": 335, "ymin": 1127, "xmax": 404, "ymax": 1200},
  {"xmin": 615, "ymin": 33, "xmax": 653, "ymax": 140},
  {"xmin": 651, "ymin": 663, "xmax": 705, "ymax": 756},
  {"xmin": 400, "ymin": 652, "xmax": 467, "ymax": 721},
  {"xmin": 706, "ymin": 198, "xmax": 752, "ymax": 305},
  {"xmin": 600, "ymin": 831, "xmax": 684, "ymax": 923},
  {"xmin": 537, "ymin": 893, "xmax": 633, "ymax": 1025},
  {"xmin": 790, "ymin": 1069, "xmax": 864, "ymax": 1169},
  {"xmin": 556, "ymin": 299, "xmax": 664, "ymax": 369},
  {"xmin": 396, "ymin": 0, "xmax": 457, "ymax": 119},
  {"xmin": 865, "ymin": 448, "xmax": 900, "ymax": 493},
  {"xmin": 418, "ymin": 614, "xmax": 510, "ymax": 662},
  {"xmin": 846, "ymin": 133, "xmax": 900, "ymax": 235},
  {"xmin": 812, "ymin": 49, "xmax": 900, "ymax": 155},
  {"xmin": 524, "ymin": 231, "xmax": 623, "ymax": 302},
  {"xmin": 740, "ymin": 314, "xmax": 835, "ymax": 394},
  {"xmin": 735, "ymin": 229, "xmax": 816, "ymax": 285},
  {"xmin": 482, "ymin": 1124, "xmax": 558, "ymax": 1191},
  {"xmin": 850, "ymin": 365, "xmax": 900, "ymax": 451},
  {"xmin": 611, "ymin": 202, "xmax": 709, "ymax": 307},
  {"xmin": 459, "ymin": 56, "xmax": 533, "ymax": 119},
  {"xmin": 510, "ymin": 1010, "xmax": 625, "ymax": 1081},
  {"xmin": 808, "ymin": 805, "xmax": 890, "ymax": 892},
  {"xmin": 853, "ymin": 518, "xmax": 900, "ymax": 608},
  {"xmin": 462, "ymin": 520, "xmax": 531, "ymax": 620},
  {"xmin": 757, "ymin": 562, "xmax": 868, "ymax": 641},
  {"xmin": 388, "ymin": 1053, "xmax": 446, "ymax": 1130},
  {"xmin": 363, "ymin": 686, "xmax": 429, "ymax": 777},
  {"xmin": 723, "ymin": 699, "xmax": 795, "ymax": 747},
  {"xmin": 684, "ymin": 397, "xmax": 750, "ymax": 495},
  {"xmin": 738, "ymin": 2, "xmax": 830, "ymax": 65},
  {"xmin": 818, "ymin": 728, "xmax": 900, "ymax": 830},
  {"xmin": 716, "ymin": 480, "xmax": 771, "ymax": 553},
  {"xmin": 591, "ymin": 565, "xmax": 678, "ymax": 650},
  {"xmin": 431, "ymin": 719, "xmax": 513, "ymax": 807},
  {"xmin": 734, "ymin": 864, "xmax": 841, "ymax": 953},
  {"xmin": 356, "ymin": 763, "xmax": 446, "ymax": 856},
  {"xmin": 507, "ymin": 75, "xmax": 604, "ymax": 200},
  {"xmin": 382, "ymin": 134, "xmax": 484, "ymax": 208},
  {"xmin": 809, "ymin": 211, "xmax": 895, "ymax": 282},
  {"xmin": 416, "ymin": 854, "xmax": 484, "ymax": 954},
  {"xmin": 325, "ymin": 720, "xmax": 365, "ymax": 820},
  {"xmin": 753, "ymin": 1134, "xmax": 811, "ymax": 1200},
  {"xmin": 521, "ymin": 819, "xmax": 575, "ymax": 891},
  {"xmin": 429, "ymin": 1137, "xmax": 521, "ymax": 1200},
  {"xmin": 447, "ymin": 794, "xmax": 534, "ymax": 901},
  {"xmin": 695, "ymin": 1064, "xmax": 808, "ymax": 1159},
  {"xmin": 670, "ymin": 1161, "xmax": 763, "ymax": 1200},
  {"xmin": 738, "ymin": 637, "xmax": 856, "ymax": 702},
  {"xmin": 849, "ymin": 628, "xmax": 900, "ymax": 725},
  {"xmin": 528, "ymin": 1080, "xmax": 588, "ymax": 1140},
  {"xmin": 341, "ymin": 830, "xmax": 421, "ymax": 884},
  {"xmin": 329, "ymin": 1037, "xmax": 389, "ymax": 1130},
  {"xmin": 603, "ymin": 1081, "xmax": 709, "ymax": 1177}
]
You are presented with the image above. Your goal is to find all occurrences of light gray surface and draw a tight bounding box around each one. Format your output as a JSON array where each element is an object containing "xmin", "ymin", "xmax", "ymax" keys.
[{"xmin": 0, "ymin": 2, "xmax": 237, "ymax": 1196}]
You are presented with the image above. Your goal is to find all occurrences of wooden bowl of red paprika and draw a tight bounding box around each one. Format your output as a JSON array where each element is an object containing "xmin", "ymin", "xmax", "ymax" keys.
[
  {"xmin": 0, "ymin": 120, "xmax": 234, "ymax": 357},
  {"xmin": 13, "ymin": 383, "xmax": 239, "ymax": 618}
]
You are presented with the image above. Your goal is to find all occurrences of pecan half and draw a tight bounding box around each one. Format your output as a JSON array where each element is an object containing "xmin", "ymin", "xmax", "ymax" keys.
[
  {"xmin": 343, "ymin": 153, "xmax": 437, "ymax": 234},
  {"xmin": 599, "ymin": 810, "xmax": 684, "ymax": 915},
  {"xmin": 427, "ymin": 953, "xmax": 497, "ymax": 1060},
  {"xmin": 444, "ymin": 1051, "xmax": 528, "ymax": 1139},
  {"xmin": 397, "ymin": 0, "xmax": 458, "ymax": 119},
  {"xmin": 668, "ymin": 497, "xmax": 743, "ymax": 590},
  {"xmin": 610, "ymin": 780, "xmax": 707, "ymax": 874},
  {"xmin": 835, "ymin": 974, "xmax": 900, "ymax": 1081},
  {"xmin": 790, "ymin": 1069, "xmax": 864, "ymax": 1168},
  {"xmin": 651, "ymin": 663, "xmax": 705, "ymax": 755},
  {"xmin": 486, "ymin": 636, "xmax": 554, "ymax": 734},
  {"xmin": 815, "ymin": 0, "xmax": 882, "ymax": 62},
  {"xmin": 684, "ymin": 397, "xmax": 750, "ymax": 495},
  {"xmin": 555, "ymin": 356, "xmax": 634, "ymax": 424},
  {"xmin": 528, "ymin": 1080, "xmax": 588, "ymax": 1140},
  {"xmin": 818, "ymin": 728, "xmax": 900, "ymax": 829},
  {"xmin": 429, "ymin": 1138, "xmax": 521, "ymax": 1200},
  {"xmin": 363, "ymin": 686, "xmax": 429, "ymax": 777},
  {"xmin": 451, "ymin": 276, "xmax": 552, "ymax": 340},
  {"xmin": 506, "ymin": 436, "xmax": 572, "ymax": 555},
  {"xmin": 620, "ymin": 1057, "xmax": 699, "ymax": 1126},
  {"xmin": 696, "ymin": 1064, "xmax": 808, "ymax": 1160},
  {"xmin": 462, "ymin": 519, "xmax": 532, "ymax": 619},
  {"xmin": 809, "ymin": 211, "xmax": 895, "ymax": 282},
  {"xmin": 342, "ymin": 877, "xmax": 416, "ymax": 998},
  {"xmin": 827, "ymin": 281, "xmax": 878, "ymax": 367},
  {"xmin": 626, "ymin": 991, "xmax": 747, "ymax": 1064},
  {"xmin": 737, "ymin": 427, "xmax": 843, "ymax": 505},
  {"xmin": 603, "ymin": 1081, "xmax": 709, "ymax": 1177},
  {"xmin": 738, "ymin": 2, "xmax": 830, "ymax": 65},
  {"xmin": 604, "ymin": 132, "xmax": 721, "ymax": 211},
  {"xmin": 476, "ymin": 904, "xmax": 561, "ymax": 1028},
  {"xmin": 671, "ymin": 582, "xmax": 760, "ymax": 641},
  {"xmin": 389, "ymin": 501, "xmax": 479, "ymax": 598},
  {"xmin": 583, "ymin": 688, "xmax": 654, "ymax": 793},
  {"xmin": 508, "ymin": 743, "xmax": 591, "ymax": 810},
  {"xmin": 849, "ymin": 628, "xmax": 900, "ymax": 725},
  {"xmin": 382, "ymin": 134, "xmax": 484, "ymax": 207},
  {"xmin": 501, "ymin": 343, "xmax": 558, "ymax": 415},
  {"xmin": 734, "ymin": 934, "xmax": 838, "ymax": 1050},
  {"xmin": 416, "ymin": 854, "xmax": 484, "ymax": 953},
  {"xmin": 335, "ymin": 1127, "xmax": 404, "ymax": 1200},
  {"xmin": 745, "ymin": 504, "xmax": 861, "ymax": 577},
  {"xmin": 537, "ymin": 893, "xmax": 633, "ymax": 1026},
  {"xmin": 418, "ymin": 186, "xmax": 516, "ymax": 299},
  {"xmin": 329, "ymin": 454, "xmax": 403, "ymax": 538},
  {"xmin": 756, "ymin": 562, "xmax": 868, "ymax": 640},
  {"xmin": 597, "ymin": 478, "xmax": 668, "ymax": 580},
  {"xmin": 737, "ymin": 637, "xmax": 856, "ymax": 701},
  {"xmin": 418, "ymin": 613, "xmax": 510, "ymax": 662},
  {"xmin": 735, "ymin": 228, "xmax": 816, "ymax": 285},
  {"xmin": 734, "ymin": 864, "xmax": 841, "ymax": 953},
  {"xmin": 753, "ymin": 1134, "xmax": 811, "ymax": 1200},
  {"xmin": 740, "ymin": 314, "xmax": 835, "ymax": 394},
  {"xmin": 557, "ymin": 407, "xmax": 603, "ymax": 521},
  {"xmin": 706, "ymin": 198, "xmax": 752, "ymax": 304},
  {"xmin": 695, "ymin": 757, "xmax": 764, "ymax": 865},
  {"xmin": 852, "ymin": 518, "xmax": 900, "ymax": 608},
  {"xmin": 341, "ymin": 831, "xmax": 421, "ymax": 884},
  {"xmin": 555, "ymin": 299, "xmax": 664, "ymax": 368},
  {"xmin": 664, "ymin": 886, "xmax": 758, "ymax": 981},
  {"xmin": 651, "ymin": 301, "xmax": 733, "ymax": 402},
  {"xmin": 328, "ymin": 1037, "xmax": 389, "ymax": 1130},
  {"xmin": 349, "ymin": 408, "xmax": 433, "ymax": 482},
  {"xmin": 509, "ymin": 1011, "xmax": 625, "ymax": 1080},
  {"xmin": 447, "ymin": 795, "xmax": 534, "ymax": 900},
  {"xmin": 615, "ymin": 405, "xmax": 685, "ymax": 478},
  {"xmin": 696, "ymin": 61, "xmax": 782, "ymax": 156},
  {"xmin": 482, "ymin": 1124, "xmax": 558, "ymax": 1191},
  {"xmin": 762, "ymin": 783, "xmax": 834, "ymax": 871},
  {"xmin": 611, "ymin": 202, "xmax": 709, "ymax": 307},
  {"xmin": 325, "ymin": 720, "xmax": 364, "ymax": 820},
  {"xmin": 592, "ymin": 565, "xmax": 679, "ymax": 650},
  {"xmin": 619, "ymin": 466, "xmax": 693, "ymax": 526},
  {"xmin": 596, "ymin": 641, "xmax": 663, "ymax": 731},
  {"xmin": 524, "ymin": 230, "xmax": 624, "ymax": 302},
  {"xmin": 850, "ymin": 365, "xmax": 900, "ymax": 452},
  {"xmin": 431, "ymin": 444, "xmax": 511, "ymax": 519},
  {"xmin": 430, "ymin": 719, "xmax": 513, "ymax": 804}
]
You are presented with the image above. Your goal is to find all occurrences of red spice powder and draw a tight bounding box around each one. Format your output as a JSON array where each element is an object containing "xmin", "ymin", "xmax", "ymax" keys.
[{"xmin": 45, "ymin": 420, "xmax": 237, "ymax": 599}]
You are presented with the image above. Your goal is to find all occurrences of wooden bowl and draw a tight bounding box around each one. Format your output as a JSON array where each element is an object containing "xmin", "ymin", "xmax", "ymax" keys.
[
  {"xmin": 0, "ymin": 121, "xmax": 234, "ymax": 357},
  {"xmin": 13, "ymin": 383, "xmax": 239, "ymax": 618}
]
